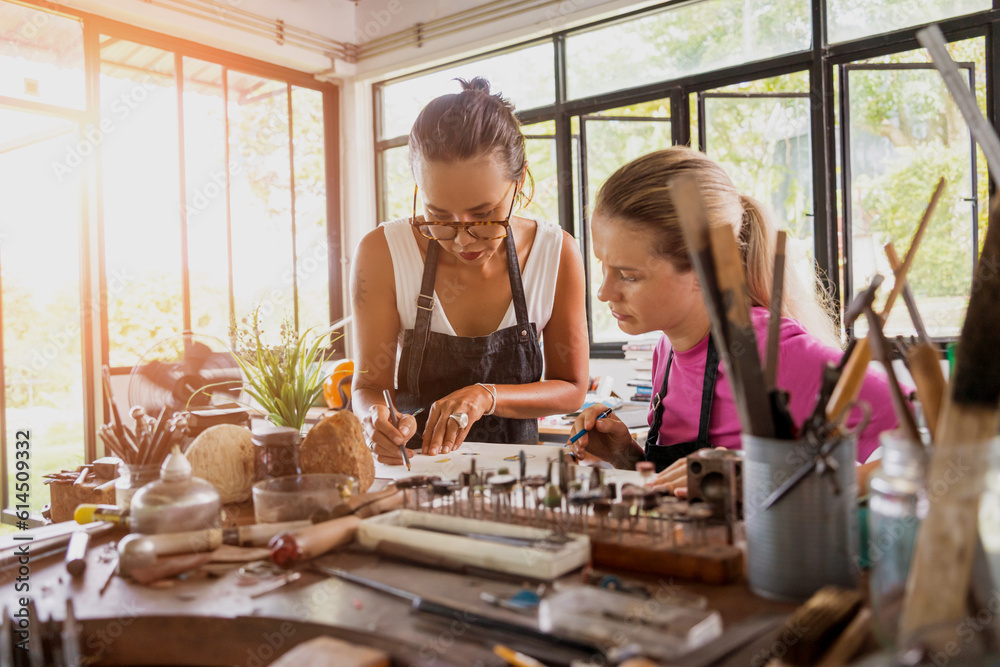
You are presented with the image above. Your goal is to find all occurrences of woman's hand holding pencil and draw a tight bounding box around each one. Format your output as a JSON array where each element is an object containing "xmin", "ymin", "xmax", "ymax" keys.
[{"xmin": 567, "ymin": 403, "xmax": 637, "ymax": 465}]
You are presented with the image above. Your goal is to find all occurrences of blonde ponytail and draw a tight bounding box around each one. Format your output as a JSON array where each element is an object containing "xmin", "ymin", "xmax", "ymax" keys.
[
  {"xmin": 739, "ymin": 195, "xmax": 840, "ymax": 348},
  {"xmin": 594, "ymin": 146, "xmax": 840, "ymax": 348}
]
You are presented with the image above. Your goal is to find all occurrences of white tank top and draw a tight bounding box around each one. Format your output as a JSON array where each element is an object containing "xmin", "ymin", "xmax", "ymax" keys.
[{"xmin": 382, "ymin": 218, "xmax": 563, "ymax": 335}]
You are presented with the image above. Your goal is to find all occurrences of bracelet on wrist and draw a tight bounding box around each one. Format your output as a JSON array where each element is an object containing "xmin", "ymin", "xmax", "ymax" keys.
[{"xmin": 476, "ymin": 383, "xmax": 497, "ymax": 416}]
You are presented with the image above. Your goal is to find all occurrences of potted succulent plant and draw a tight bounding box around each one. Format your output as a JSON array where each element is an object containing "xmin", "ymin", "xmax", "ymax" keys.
[{"xmin": 229, "ymin": 308, "xmax": 337, "ymax": 432}]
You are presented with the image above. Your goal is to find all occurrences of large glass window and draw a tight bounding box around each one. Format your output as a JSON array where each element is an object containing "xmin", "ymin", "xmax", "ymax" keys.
[
  {"xmin": 828, "ymin": 0, "xmax": 990, "ymax": 45},
  {"xmin": 841, "ymin": 39, "xmax": 986, "ymax": 339},
  {"xmin": 227, "ymin": 72, "xmax": 296, "ymax": 342},
  {"xmin": 291, "ymin": 87, "xmax": 330, "ymax": 335},
  {"xmin": 0, "ymin": 1, "xmax": 338, "ymax": 526},
  {"xmin": 580, "ymin": 101, "xmax": 673, "ymax": 344},
  {"xmin": 700, "ymin": 72, "xmax": 816, "ymax": 295},
  {"xmin": 372, "ymin": 2, "xmax": 994, "ymax": 355},
  {"xmin": 522, "ymin": 120, "xmax": 559, "ymax": 226},
  {"xmin": 183, "ymin": 58, "xmax": 230, "ymax": 342},
  {"xmin": 379, "ymin": 145, "xmax": 412, "ymax": 222},
  {"xmin": 100, "ymin": 39, "xmax": 184, "ymax": 367},
  {"xmin": 0, "ymin": 108, "xmax": 85, "ymax": 520},
  {"xmin": 565, "ymin": 0, "xmax": 810, "ymax": 100},
  {"xmin": 379, "ymin": 42, "xmax": 555, "ymax": 140}
]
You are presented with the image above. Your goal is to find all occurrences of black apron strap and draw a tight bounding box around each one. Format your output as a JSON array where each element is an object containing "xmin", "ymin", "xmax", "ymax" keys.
[
  {"xmin": 643, "ymin": 350, "xmax": 674, "ymax": 451},
  {"xmin": 695, "ymin": 338, "xmax": 720, "ymax": 446},
  {"xmin": 406, "ymin": 240, "xmax": 440, "ymax": 397},
  {"xmin": 643, "ymin": 334, "xmax": 720, "ymax": 471},
  {"xmin": 505, "ymin": 233, "xmax": 530, "ymax": 326}
]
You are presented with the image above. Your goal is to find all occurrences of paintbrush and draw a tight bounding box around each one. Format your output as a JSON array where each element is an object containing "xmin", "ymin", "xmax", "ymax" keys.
[
  {"xmin": 765, "ymin": 230, "xmax": 786, "ymax": 390},
  {"xmin": 670, "ymin": 175, "xmax": 729, "ymax": 356},
  {"xmin": 825, "ymin": 177, "xmax": 946, "ymax": 425},
  {"xmin": 102, "ymin": 366, "xmax": 126, "ymax": 447},
  {"xmin": 886, "ymin": 242, "xmax": 947, "ymax": 438},
  {"xmin": 709, "ymin": 224, "xmax": 775, "ymax": 438},
  {"xmin": 765, "ymin": 230, "xmax": 796, "ymax": 438},
  {"xmin": 671, "ymin": 175, "xmax": 774, "ymax": 438},
  {"xmin": 900, "ymin": 192, "xmax": 1000, "ymax": 643}
]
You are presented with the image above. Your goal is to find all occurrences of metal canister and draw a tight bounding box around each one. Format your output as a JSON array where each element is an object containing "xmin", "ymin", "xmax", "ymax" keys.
[
  {"xmin": 130, "ymin": 446, "xmax": 222, "ymax": 534},
  {"xmin": 742, "ymin": 434, "xmax": 859, "ymax": 601}
]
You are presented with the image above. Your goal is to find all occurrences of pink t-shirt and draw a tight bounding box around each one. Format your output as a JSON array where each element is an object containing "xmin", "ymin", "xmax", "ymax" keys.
[{"xmin": 646, "ymin": 307, "xmax": 900, "ymax": 463}]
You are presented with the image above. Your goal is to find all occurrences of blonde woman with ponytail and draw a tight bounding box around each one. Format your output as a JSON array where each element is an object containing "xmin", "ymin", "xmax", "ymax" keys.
[{"xmin": 569, "ymin": 146, "xmax": 899, "ymax": 495}]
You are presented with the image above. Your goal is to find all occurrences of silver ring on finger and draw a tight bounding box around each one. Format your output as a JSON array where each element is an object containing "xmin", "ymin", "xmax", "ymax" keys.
[{"xmin": 448, "ymin": 412, "xmax": 469, "ymax": 429}]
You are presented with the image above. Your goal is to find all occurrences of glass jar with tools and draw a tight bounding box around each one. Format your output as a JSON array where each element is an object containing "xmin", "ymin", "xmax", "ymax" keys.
[
  {"xmin": 252, "ymin": 424, "xmax": 302, "ymax": 481},
  {"xmin": 868, "ymin": 429, "xmax": 928, "ymax": 647},
  {"xmin": 115, "ymin": 462, "xmax": 161, "ymax": 510}
]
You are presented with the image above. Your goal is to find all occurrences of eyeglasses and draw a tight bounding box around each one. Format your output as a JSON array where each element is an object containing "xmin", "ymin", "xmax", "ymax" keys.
[{"xmin": 411, "ymin": 181, "xmax": 517, "ymax": 241}]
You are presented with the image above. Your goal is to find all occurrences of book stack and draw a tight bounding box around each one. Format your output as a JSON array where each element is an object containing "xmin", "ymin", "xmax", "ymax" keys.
[{"xmin": 623, "ymin": 340, "xmax": 657, "ymax": 403}]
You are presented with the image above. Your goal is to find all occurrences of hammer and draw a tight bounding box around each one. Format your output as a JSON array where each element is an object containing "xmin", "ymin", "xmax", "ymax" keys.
[{"xmin": 846, "ymin": 276, "xmax": 921, "ymax": 445}]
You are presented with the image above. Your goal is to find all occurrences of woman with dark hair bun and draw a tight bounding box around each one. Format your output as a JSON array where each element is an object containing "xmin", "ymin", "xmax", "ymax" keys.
[{"xmin": 352, "ymin": 78, "xmax": 589, "ymax": 461}]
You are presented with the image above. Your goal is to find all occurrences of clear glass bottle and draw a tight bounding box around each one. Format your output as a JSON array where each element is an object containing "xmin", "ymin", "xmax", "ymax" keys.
[
  {"xmin": 115, "ymin": 462, "xmax": 161, "ymax": 510},
  {"xmin": 868, "ymin": 429, "xmax": 928, "ymax": 648}
]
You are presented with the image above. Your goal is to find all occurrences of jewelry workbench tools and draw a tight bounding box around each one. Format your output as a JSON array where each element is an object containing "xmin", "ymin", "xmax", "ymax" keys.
[{"xmin": 362, "ymin": 450, "xmax": 743, "ymax": 584}]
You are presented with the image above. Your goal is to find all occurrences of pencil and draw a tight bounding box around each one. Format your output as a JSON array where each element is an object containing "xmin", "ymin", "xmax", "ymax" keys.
[
  {"xmin": 493, "ymin": 644, "xmax": 545, "ymax": 667},
  {"xmin": 568, "ymin": 406, "xmax": 614, "ymax": 444},
  {"xmin": 382, "ymin": 389, "xmax": 411, "ymax": 471}
]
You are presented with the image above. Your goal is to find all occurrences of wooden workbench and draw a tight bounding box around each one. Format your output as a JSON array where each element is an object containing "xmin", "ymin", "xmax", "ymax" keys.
[{"xmin": 0, "ymin": 518, "xmax": 817, "ymax": 666}]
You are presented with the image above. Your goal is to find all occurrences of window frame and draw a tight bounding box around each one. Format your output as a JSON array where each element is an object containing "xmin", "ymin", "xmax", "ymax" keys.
[
  {"xmin": 371, "ymin": 0, "xmax": 998, "ymax": 358},
  {"xmin": 0, "ymin": 0, "xmax": 342, "ymax": 523},
  {"xmin": 838, "ymin": 61, "xmax": 980, "ymax": 340}
]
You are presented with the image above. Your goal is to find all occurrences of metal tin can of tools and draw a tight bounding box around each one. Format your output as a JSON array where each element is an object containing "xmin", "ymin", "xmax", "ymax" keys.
[{"xmin": 742, "ymin": 433, "xmax": 859, "ymax": 601}]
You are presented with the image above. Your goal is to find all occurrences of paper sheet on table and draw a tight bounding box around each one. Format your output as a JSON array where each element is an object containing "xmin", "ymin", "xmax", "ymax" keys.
[{"xmin": 373, "ymin": 441, "xmax": 644, "ymax": 486}]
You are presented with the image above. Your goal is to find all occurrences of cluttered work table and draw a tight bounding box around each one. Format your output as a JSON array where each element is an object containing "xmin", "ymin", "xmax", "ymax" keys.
[{"xmin": 2, "ymin": 441, "xmax": 842, "ymax": 667}]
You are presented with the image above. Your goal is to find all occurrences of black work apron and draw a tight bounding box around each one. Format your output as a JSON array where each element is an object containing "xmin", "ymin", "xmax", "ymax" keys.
[
  {"xmin": 395, "ymin": 233, "xmax": 543, "ymax": 445},
  {"xmin": 643, "ymin": 335, "xmax": 719, "ymax": 472}
]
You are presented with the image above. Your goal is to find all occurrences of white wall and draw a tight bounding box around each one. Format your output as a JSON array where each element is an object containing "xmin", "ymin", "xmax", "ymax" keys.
[
  {"xmin": 351, "ymin": 0, "xmax": 662, "ymax": 79},
  {"xmin": 57, "ymin": 0, "xmax": 355, "ymax": 73}
]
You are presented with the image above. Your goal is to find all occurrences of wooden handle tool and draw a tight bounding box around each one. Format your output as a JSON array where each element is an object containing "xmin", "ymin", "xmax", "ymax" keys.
[
  {"xmin": 671, "ymin": 175, "xmax": 728, "ymax": 347},
  {"xmin": 269, "ymin": 514, "xmax": 361, "ymax": 568},
  {"xmin": 886, "ymin": 242, "xmax": 947, "ymax": 437},
  {"xmin": 765, "ymin": 231, "xmax": 786, "ymax": 391},
  {"xmin": 709, "ymin": 224, "xmax": 775, "ymax": 437},
  {"xmin": 825, "ymin": 178, "xmax": 946, "ymax": 423},
  {"xmin": 900, "ymin": 195, "xmax": 1000, "ymax": 643},
  {"xmin": 671, "ymin": 174, "xmax": 773, "ymax": 437}
]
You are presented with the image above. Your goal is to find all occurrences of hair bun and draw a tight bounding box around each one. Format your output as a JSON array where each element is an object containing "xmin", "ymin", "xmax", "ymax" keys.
[{"xmin": 458, "ymin": 76, "xmax": 492, "ymax": 95}]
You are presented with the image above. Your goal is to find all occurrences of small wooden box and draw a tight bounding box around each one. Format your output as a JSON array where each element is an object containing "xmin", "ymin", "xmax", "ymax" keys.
[{"xmin": 48, "ymin": 470, "xmax": 117, "ymax": 523}]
